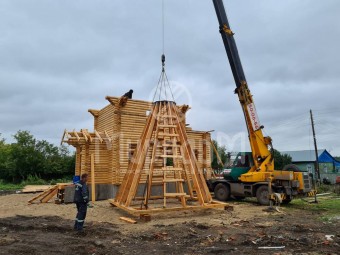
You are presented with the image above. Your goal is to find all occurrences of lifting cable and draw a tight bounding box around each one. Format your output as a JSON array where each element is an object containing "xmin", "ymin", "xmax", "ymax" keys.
[{"xmin": 152, "ymin": 0, "xmax": 175, "ymax": 103}]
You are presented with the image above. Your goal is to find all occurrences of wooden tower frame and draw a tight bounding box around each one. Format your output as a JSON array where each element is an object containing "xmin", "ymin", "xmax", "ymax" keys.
[{"xmin": 110, "ymin": 101, "xmax": 227, "ymax": 215}]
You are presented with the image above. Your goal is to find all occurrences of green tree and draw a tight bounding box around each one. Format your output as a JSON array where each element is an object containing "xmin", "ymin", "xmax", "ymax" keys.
[
  {"xmin": 10, "ymin": 131, "xmax": 38, "ymax": 181},
  {"xmin": 211, "ymin": 140, "xmax": 229, "ymax": 171},
  {"xmin": 273, "ymin": 149, "xmax": 292, "ymax": 170},
  {"xmin": 0, "ymin": 134, "xmax": 13, "ymax": 180},
  {"xmin": 2, "ymin": 130, "xmax": 75, "ymax": 182}
]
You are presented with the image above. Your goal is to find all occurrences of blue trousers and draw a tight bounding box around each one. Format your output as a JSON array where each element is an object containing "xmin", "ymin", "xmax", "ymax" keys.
[{"xmin": 74, "ymin": 202, "xmax": 87, "ymax": 231}]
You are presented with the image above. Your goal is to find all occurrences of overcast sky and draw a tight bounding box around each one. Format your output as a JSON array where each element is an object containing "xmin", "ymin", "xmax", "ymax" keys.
[{"xmin": 1, "ymin": 0, "xmax": 340, "ymax": 156}]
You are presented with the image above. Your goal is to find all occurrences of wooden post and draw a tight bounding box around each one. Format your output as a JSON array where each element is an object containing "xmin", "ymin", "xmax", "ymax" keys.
[
  {"xmin": 310, "ymin": 109, "xmax": 320, "ymax": 182},
  {"xmin": 91, "ymin": 153, "xmax": 96, "ymax": 203}
]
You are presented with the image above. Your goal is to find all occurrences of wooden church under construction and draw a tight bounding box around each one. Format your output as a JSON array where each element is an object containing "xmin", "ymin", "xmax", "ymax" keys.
[
  {"xmin": 60, "ymin": 52, "xmax": 228, "ymax": 214},
  {"xmin": 61, "ymin": 94, "xmax": 214, "ymax": 201}
]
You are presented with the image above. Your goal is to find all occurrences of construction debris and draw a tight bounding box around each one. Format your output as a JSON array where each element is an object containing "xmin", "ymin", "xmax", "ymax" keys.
[
  {"xmin": 258, "ymin": 246, "xmax": 285, "ymax": 250},
  {"xmin": 119, "ymin": 217, "xmax": 137, "ymax": 224}
]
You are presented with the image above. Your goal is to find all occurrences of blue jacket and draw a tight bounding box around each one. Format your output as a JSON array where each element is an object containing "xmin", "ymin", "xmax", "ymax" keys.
[{"xmin": 74, "ymin": 181, "xmax": 89, "ymax": 203}]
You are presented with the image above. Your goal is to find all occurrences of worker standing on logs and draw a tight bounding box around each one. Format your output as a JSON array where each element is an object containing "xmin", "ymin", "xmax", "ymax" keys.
[
  {"xmin": 123, "ymin": 89, "xmax": 133, "ymax": 99},
  {"xmin": 74, "ymin": 173, "xmax": 89, "ymax": 232}
]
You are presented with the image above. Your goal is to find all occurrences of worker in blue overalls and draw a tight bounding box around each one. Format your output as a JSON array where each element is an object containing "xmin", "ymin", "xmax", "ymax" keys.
[{"xmin": 74, "ymin": 173, "xmax": 89, "ymax": 231}]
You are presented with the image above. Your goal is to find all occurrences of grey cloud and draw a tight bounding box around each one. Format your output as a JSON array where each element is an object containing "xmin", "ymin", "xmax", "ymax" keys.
[{"xmin": 0, "ymin": 0, "xmax": 339, "ymax": 155}]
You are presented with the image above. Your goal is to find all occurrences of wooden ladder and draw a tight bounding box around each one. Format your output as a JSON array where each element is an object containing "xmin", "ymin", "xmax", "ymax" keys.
[{"xmin": 158, "ymin": 109, "xmax": 187, "ymax": 208}]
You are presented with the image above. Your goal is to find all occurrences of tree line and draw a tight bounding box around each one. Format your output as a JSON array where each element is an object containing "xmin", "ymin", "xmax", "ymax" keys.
[{"xmin": 0, "ymin": 131, "xmax": 75, "ymax": 183}]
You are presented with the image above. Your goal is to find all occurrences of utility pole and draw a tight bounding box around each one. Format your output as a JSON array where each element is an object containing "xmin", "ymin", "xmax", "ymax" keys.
[{"xmin": 310, "ymin": 109, "xmax": 320, "ymax": 181}]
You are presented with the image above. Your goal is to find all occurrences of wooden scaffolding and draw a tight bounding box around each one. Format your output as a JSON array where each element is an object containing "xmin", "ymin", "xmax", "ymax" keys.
[{"xmin": 110, "ymin": 100, "xmax": 227, "ymax": 215}]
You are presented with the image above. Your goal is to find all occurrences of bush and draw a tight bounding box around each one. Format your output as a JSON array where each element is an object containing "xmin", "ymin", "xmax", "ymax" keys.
[
  {"xmin": 317, "ymin": 184, "xmax": 334, "ymax": 193},
  {"xmin": 21, "ymin": 175, "xmax": 47, "ymax": 185},
  {"xmin": 49, "ymin": 176, "xmax": 73, "ymax": 185}
]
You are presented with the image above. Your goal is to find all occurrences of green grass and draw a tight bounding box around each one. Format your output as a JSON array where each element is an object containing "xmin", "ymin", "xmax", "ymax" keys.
[
  {"xmin": 288, "ymin": 196, "xmax": 340, "ymax": 221},
  {"xmin": 0, "ymin": 181, "xmax": 24, "ymax": 190},
  {"xmin": 0, "ymin": 176, "xmax": 72, "ymax": 191}
]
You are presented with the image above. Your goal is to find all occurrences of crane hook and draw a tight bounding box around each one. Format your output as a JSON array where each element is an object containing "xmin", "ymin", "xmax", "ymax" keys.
[{"xmin": 161, "ymin": 54, "xmax": 165, "ymax": 68}]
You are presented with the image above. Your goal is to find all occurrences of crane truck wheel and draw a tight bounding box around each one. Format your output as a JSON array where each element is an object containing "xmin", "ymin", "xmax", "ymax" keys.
[
  {"xmin": 256, "ymin": 185, "xmax": 270, "ymax": 205},
  {"xmin": 283, "ymin": 164, "xmax": 302, "ymax": 172},
  {"xmin": 214, "ymin": 183, "xmax": 231, "ymax": 201}
]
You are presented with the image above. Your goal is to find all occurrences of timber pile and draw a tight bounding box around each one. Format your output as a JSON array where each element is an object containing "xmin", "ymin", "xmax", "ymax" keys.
[
  {"xmin": 110, "ymin": 100, "xmax": 227, "ymax": 215},
  {"xmin": 28, "ymin": 183, "xmax": 73, "ymax": 204},
  {"xmin": 62, "ymin": 96, "xmax": 213, "ymax": 186},
  {"xmin": 28, "ymin": 185, "xmax": 59, "ymax": 204},
  {"xmin": 22, "ymin": 185, "xmax": 53, "ymax": 193}
]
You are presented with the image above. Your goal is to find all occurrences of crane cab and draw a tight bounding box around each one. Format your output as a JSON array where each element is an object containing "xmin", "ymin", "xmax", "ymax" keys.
[{"xmin": 223, "ymin": 152, "xmax": 253, "ymax": 182}]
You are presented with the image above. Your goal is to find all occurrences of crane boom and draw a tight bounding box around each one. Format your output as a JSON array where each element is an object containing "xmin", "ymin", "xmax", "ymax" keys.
[
  {"xmin": 212, "ymin": 0, "xmax": 246, "ymax": 88},
  {"xmin": 212, "ymin": 0, "xmax": 274, "ymax": 181}
]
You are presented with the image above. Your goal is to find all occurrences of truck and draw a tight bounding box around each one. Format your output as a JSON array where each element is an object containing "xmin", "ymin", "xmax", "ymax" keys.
[{"xmin": 207, "ymin": 0, "xmax": 315, "ymax": 205}]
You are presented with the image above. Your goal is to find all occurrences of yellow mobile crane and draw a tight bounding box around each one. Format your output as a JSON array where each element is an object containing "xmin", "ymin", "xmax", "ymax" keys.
[{"xmin": 207, "ymin": 0, "xmax": 316, "ymax": 205}]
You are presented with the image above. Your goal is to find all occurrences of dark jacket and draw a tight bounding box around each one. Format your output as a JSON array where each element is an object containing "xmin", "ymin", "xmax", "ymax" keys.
[{"xmin": 74, "ymin": 181, "xmax": 89, "ymax": 203}]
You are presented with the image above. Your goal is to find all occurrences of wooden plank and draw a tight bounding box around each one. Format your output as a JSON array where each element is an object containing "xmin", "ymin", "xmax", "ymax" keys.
[
  {"xmin": 158, "ymin": 133, "xmax": 179, "ymax": 137},
  {"xmin": 158, "ymin": 125, "xmax": 177, "ymax": 128},
  {"xmin": 160, "ymin": 155, "xmax": 182, "ymax": 158},
  {"xmin": 40, "ymin": 187, "xmax": 58, "ymax": 203},
  {"xmin": 119, "ymin": 216, "xmax": 137, "ymax": 224},
  {"xmin": 22, "ymin": 185, "xmax": 53, "ymax": 193},
  {"xmin": 28, "ymin": 188, "xmax": 54, "ymax": 204},
  {"xmin": 163, "ymin": 179, "xmax": 184, "ymax": 183},
  {"xmin": 164, "ymin": 193, "xmax": 187, "ymax": 197}
]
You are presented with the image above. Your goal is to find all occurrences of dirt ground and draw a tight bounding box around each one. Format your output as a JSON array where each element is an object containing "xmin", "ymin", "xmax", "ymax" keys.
[{"xmin": 0, "ymin": 193, "xmax": 339, "ymax": 254}]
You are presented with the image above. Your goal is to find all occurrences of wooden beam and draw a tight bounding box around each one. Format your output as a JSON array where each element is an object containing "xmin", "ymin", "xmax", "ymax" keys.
[
  {"xmin": 104, "ymin": 130, "xmax": 112, "ymax": 143},
  {"xmin": 119, "ymin": 217, "xmax": 137, "ymax": 224},
  {"xmin": 91, "ymin": 154, "xmax": 96, "ymax": 203},
  {"xmin": 109, "ymin": 200, "xmax": 227, "ymax": 215},
  {"xmin": 73, "ymin": 129, "xmax": 80, "ymax": 141},
  {"xmin": 88, "ymin": 109, "xmax": 99, "ymax": 117},
  {"xmin": 105, "ymin": 96, "xmax": 116, "ymax": 106},
  {"xmin": 118, "ymin": 96, "xmax": 128, "ymax": 107},
  {"xmin": 28, "ymin": 186, "xmax": 55, "ymax": 204},
  {"xmin": 87, "ymin": 130, "xmax": 93, "ymax": 143},
  {"xmin": 60, "ymin": 129, "xmax": 67, "ymax": 145},
  {"xmin": 94, "ymin": 130, "xmax": 103, "ymax": 143},
  {"xmin": 210, "ymin": 139, "xmax": 224, "ymax": 167},
  {"xmin": 81, "ymin": 129, "xmax": 88, "ymax": 142},
  {"xmin": 179, "ymin": 104, "xmax": 190, "ymax": 113},
  {"xmin": 40, "ymin": 187, "xmax": 58, "ymax": 203}
]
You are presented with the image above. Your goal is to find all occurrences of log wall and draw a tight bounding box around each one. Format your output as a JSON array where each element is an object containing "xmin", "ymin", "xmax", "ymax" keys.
[{"xmin": 64, "ymin": 97, "xmax": 212, "ymax": 185}]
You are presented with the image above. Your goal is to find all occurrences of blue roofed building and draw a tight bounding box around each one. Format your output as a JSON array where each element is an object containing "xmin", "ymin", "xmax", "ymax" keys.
[{"xmin": 282, "ymin": 149, "xmax": 340, "ymax": 184}]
